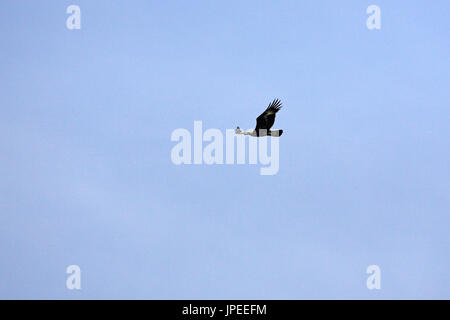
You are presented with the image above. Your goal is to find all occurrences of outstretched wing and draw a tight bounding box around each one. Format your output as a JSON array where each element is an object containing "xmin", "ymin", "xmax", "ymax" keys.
[{"xmin": 255, "ymin": 99, "xmax": 282, "ymax": 130}]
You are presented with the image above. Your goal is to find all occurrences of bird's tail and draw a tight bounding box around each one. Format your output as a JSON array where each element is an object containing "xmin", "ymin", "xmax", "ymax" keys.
[
  {"xmin": 269, "ymin": 129, "xmax": 283, "ymax": 137},
  {"xmin": 235, "ymin": 126, "xmax": 242, "ymax": 134}
]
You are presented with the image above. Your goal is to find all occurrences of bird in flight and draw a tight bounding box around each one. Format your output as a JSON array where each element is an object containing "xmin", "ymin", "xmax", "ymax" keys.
[{"xmin": 235, "ymin": 99, "xmax": 284, "ymax": 137}]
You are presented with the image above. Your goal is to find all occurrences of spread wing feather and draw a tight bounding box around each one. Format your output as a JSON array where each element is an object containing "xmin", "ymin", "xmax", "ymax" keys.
[{"xmin": 255, "ymin": 99, "xmax": 282, "ymax": 131}]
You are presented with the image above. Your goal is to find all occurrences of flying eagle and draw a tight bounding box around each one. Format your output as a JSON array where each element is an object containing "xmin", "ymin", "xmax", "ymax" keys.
[{"xmin": 235, "ymin": 99, "xmax": 284, "ymax": 137}]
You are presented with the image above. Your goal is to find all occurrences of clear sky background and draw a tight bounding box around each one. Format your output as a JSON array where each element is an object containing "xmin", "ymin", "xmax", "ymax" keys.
[{"xmin": 0, "ymin": 1, "xmax": 448, "ymax": 299}]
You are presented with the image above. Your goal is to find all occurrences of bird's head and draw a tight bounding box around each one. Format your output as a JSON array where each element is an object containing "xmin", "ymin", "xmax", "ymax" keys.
[{"xmin": 235, "ymin": 126, "xmax": 242, "ymax": 134}]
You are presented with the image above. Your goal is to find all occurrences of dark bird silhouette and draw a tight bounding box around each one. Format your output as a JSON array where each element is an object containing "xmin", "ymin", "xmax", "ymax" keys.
[{"xmin": 236, "ymin": 99, "xmax": 284, "ymax": 137}]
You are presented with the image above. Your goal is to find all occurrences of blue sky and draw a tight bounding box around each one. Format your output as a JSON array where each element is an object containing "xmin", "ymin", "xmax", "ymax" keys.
[{"xmin": 0, "ymin": 0, "xmax": 448, "ymax": 299}]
